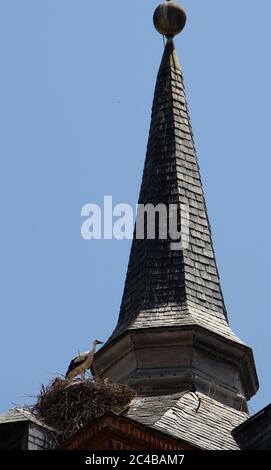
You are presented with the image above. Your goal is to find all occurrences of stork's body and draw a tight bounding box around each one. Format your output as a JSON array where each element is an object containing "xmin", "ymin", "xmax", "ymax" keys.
[{"xmin": 65, "ymin": 339, "xmax": 103, "ymax": 381}]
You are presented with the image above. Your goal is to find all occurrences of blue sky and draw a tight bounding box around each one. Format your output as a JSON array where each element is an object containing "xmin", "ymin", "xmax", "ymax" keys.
[{"xmin": 0, "ymin": 0, "xmax": 270, "ymax": 415}]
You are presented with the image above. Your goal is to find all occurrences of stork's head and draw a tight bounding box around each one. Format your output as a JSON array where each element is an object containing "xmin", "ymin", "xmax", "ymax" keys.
[{"xmin": 93, "ymin": 339, "xmax": 104, "ymax": 346}]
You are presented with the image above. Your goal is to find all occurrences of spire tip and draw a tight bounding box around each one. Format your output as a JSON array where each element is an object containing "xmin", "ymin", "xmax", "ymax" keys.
[{"xmin": 153, "ymin": 1, "xmax": 187, "ymax": 38}]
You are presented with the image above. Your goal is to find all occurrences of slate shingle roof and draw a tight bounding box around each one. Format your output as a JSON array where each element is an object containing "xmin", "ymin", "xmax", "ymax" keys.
[
  {"xmin": 125, "ymin": 392, "xmax": 248, "ymax": 450},
  {"xmin": 232, "ymin": 404, "xmax": 271, "ymax": 450},
  {"xmin": 109, "ymin": 38, "xmax": 241, "ymax": 345},
  {"xmin": 0, "ymin": 408, "xmax": 53, "ymax": 430},
  {"xmin": 0, "ymin": 408, "xmax": 30, "ymax": 424}
]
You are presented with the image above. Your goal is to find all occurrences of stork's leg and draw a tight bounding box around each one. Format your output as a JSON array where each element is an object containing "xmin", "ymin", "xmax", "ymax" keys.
[
  {"xmin": 92, "ymin": 365, "xmax": 102, "ymax": 382},
  {"xmin": 92, "ymin": 365, "xmax": 97, "ymax": 379}
]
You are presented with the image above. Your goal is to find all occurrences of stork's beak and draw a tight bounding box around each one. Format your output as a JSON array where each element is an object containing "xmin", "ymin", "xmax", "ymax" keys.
[{"xmin": 96, "ymin": 340, "xmax": 104, "ymax": 345}]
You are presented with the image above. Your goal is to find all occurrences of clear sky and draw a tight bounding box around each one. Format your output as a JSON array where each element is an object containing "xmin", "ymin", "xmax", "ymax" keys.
[{"xmin": 0, "ymin": 0, "xmax": 270, "ymax": 415}]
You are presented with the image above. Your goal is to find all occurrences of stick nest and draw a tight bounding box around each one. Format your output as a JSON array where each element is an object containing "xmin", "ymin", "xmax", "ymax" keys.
[{"xmin": 30, "ymin": 378, "xmax": 136, "ymax": 441}]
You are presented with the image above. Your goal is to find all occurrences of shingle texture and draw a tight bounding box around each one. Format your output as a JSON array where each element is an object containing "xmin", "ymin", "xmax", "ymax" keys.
[
  {"xmin": 0, "ymin": 408, "xmax": 55, "ymax": 431},
  {"xmin": 125, "ymin": 392, "xmax": 248, "ymax": 450},
  {"xmin": 0, "ymin": 408, "xmax": 41, "ymax": 426},
  {"xmin": 109, "ymin": 39, "xmax": 240, "ymax": 345},
  {"xmin": 0, "ymin": 408, "xmax": 55, "ymax": 450}
]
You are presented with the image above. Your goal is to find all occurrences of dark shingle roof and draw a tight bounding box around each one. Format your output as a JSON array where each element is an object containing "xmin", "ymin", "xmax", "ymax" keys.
[
  {"xmin": 125, "ymin": 392, "xmax": 248, "ymax": 450},
  {"xmin": 0, "ymin": 408, "xmax": 30, "ymax": 425},
  {"xmin": 108, "ymin": 38, "xmax": 241, "ymax": 345},
  {"xmin": 0, "ymin": 408, "xmax": 53, "ymax": 430},
  {"xmin": 232, "ymin": 403, "xmax": 271, "ymax": 450}
]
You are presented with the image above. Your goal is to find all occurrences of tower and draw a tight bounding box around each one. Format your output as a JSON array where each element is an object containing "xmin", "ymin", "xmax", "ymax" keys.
[
  {"xmin": 93, "ymin": 1, "xmax": 259, "ymax": 449},
  {"xmin": 0, "ymin": 2, "xmax": 265, "ymax": 452}
]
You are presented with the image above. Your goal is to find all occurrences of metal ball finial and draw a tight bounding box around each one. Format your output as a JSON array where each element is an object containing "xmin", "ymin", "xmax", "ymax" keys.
[{"xmin": 153, "ymin": 1, "xmax": 187, "ymax": 38}]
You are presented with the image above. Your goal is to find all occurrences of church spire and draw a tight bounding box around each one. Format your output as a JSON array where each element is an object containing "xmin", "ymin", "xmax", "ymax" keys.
[
  {"xmin": 95, "ymin": 2, "xmax": 258, "ymax": 410},
  {"xmin": 110, "ymin": 4, "xmax": 232, "ymax": 343}
]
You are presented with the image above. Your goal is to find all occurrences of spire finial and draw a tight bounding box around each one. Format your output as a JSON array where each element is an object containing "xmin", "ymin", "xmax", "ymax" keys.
[{"xmin": 153, "ymin": 1, "xmax": 187, "ymax": 38}]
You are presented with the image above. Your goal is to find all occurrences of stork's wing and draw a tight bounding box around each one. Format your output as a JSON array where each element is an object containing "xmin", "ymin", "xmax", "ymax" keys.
[
  {"xmin": 71, "ymin": 352, "xmax": 89, "ymax": 364},
  {"xmin": 65, "ymin": 352, "xmax": 90, "ymax": 379}
]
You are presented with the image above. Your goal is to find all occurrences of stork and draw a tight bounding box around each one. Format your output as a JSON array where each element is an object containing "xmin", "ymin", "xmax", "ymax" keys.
[{"xmin": 65, "ymin": 339, "xmax": 103, "ymax": 381}]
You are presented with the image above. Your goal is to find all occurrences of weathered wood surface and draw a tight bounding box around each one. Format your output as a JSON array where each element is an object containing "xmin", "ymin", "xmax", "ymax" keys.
[{"xmin": 126, "ymin": 392, "xmax": 248, "ymax": 450}]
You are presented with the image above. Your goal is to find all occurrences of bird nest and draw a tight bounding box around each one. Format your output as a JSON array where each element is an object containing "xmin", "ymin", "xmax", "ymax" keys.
[{"xmin": 30, "ymin": 377, "xmax": 136, "ymax": 442}]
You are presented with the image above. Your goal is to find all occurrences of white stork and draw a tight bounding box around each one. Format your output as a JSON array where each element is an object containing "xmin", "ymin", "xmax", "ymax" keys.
[{"xmin": 65, "ymin": 339, "xmax": 103, "ymax": 381}]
